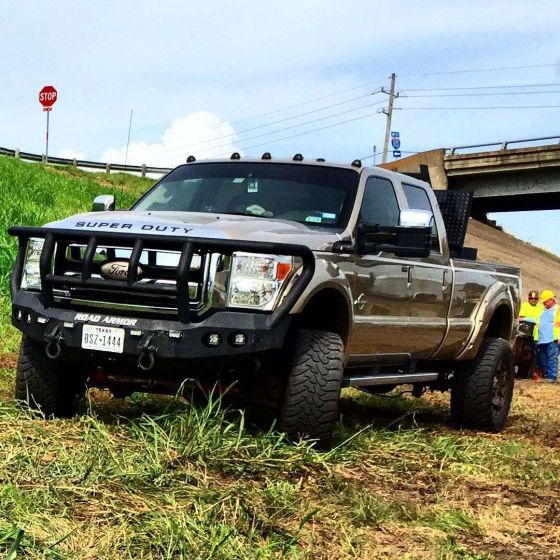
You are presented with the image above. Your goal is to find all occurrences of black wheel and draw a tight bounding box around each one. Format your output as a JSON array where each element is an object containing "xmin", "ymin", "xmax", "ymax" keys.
[
  {"xmin": 516, "ymin": 352, "xmax": 537, "ymax": 379},
  {"xmin": 15, "ymin": 336, "xmax": 86, "ymax": 417},
  {"xmin": 279, "ymin": 329, "xmax": 344, "ymax": 448},
  {"xmin": 451, "ymin": 337, "xmax": 515, "ymax": 432}
]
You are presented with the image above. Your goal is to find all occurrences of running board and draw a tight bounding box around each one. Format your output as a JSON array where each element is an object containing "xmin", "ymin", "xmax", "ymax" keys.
[{"xmin": 342, "ymin": 372, "xmax": 439, "ymax": 388}]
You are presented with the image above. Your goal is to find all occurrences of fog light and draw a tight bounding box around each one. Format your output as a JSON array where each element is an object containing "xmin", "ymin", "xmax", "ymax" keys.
[
  {"xmin": 25, "ymin": 313, "xmax": 32, "ymax": 324},
  {"xmin": 168, "ymin": 331, "xmax": 182, "ymax": 339},
  {"xmin": 15, "ymin": 309, "xmax": 22, "ymax": 321},
  {"xmin": 63, "ymin": 321, "xmax": 75, "ymax": 329},
  {"xmin": 230, "ymin": 332, "xmax": 247, "ymax": 346},
  {"xmin": 130, "ymin": 329, "xmax": 143, "ymax": 337},
  {"xmin": 37, "ymin": 316, "xmax": 49, "ymax": 324},
  {"xmin": 205, "ymin": 333, "xmax": 222, "ymax": 347}
]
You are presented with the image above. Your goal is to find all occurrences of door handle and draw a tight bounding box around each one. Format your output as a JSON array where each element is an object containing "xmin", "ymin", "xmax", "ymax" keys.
[
  {"xmin": 442, "ymin": 269, "xmax": 450, "ymax": 292},
  {"xmin": 407, "ymin": 266, "xmax": 413, "ymax": 288}
]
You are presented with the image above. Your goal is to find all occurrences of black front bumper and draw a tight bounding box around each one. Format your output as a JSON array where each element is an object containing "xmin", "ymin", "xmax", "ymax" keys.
[{"xmin": 12, "ymin": 291, "xmax": 291, "ymax": 362}]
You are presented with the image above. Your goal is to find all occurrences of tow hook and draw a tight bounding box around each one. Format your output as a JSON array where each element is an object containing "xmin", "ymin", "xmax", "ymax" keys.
[
  {"xmin": 138, "ymin": 336, "xmax": 157, "ymax": 371},
  {"xmin": 44, "ymin": 326, "xmax": 63, "ymax": 360}
]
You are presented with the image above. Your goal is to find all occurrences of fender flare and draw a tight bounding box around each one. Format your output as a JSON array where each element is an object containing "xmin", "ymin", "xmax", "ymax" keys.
[{"xmin": 458, "ymin": 281, "xmax": 515, "ymax": 361}]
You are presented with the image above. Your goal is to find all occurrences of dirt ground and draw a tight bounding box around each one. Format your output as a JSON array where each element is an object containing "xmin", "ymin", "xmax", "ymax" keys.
[{"xmin": 466, "ymin": 219, "xmax": 560, "ymax": 300}]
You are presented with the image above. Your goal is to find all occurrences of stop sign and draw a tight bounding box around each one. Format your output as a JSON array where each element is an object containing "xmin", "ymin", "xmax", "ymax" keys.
[{"xmin": 39, "ymin": 85, "xmax": 57, "ymax": 109}]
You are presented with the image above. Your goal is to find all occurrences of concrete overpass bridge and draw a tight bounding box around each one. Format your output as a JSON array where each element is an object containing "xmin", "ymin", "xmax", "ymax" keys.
[{"xmin": 381, "ymin": 136, "xmax": 560, "ymax": 218}]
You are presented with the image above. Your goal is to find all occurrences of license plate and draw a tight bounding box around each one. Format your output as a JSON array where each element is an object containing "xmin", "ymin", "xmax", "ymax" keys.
[{"xmin": 82, "ymin": 325, "xmax": 125, "ymax": 353}]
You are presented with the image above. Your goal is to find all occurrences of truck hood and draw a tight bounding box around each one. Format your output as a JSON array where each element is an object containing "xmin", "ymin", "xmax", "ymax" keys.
[{"xmin": 45, "ymin": 211, "xmax": 342, "ymax": 251}]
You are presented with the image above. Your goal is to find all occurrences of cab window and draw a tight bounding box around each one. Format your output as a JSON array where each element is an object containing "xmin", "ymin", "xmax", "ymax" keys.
[
  {"xmin": 361, "ymin": 177, "xmax": 400, "ymax": 226},
  {"xmin": 402, "ymin": 183, "xmax": 440, "ymax": 252}
]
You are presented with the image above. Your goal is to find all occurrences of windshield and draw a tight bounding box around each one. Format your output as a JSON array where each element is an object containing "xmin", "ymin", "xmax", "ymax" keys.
[{"xmin": 133, "ymin": 162, "xmax": 359, "ymax": 230}]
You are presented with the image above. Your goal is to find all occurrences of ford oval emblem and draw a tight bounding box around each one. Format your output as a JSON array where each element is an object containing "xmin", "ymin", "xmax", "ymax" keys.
[{"xmin": 100, "ymin": 260, "xmax": 142, "ymax": 281}]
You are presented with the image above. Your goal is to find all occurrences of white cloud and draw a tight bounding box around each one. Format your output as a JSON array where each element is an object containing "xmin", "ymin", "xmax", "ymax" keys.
[
  {"xmin": 100, "ymin": 111, "xmax": 242, "ymax": 167},
  {"xmin": 57, "ymin": 148, "xmax": 85, "ymax": 160}
]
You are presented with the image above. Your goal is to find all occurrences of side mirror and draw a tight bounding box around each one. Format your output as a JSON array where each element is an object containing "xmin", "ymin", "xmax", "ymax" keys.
[
  {"xmin": 356, "ymin": 221, "xmax": 432, "ymax": 258},
  {"xmin": 92, "ymin": 195, "xmax": 115, "ymax": 212},
  {"xmin": 399, "ymin": 209, "xmax": 434, "ymax": 228}
]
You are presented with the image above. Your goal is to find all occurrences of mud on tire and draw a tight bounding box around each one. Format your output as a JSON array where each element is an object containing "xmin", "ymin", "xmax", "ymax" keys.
[
  {"xmin": 279, "ymin": 329, "xmax": 344, "ymax": 448},
  {"xmin": 15, "ymin": 336, "xmax": 85, "ymax": 417},
  {"xmin": 451, "ymin": 337, "xmax": 515, "ymax": 432}
]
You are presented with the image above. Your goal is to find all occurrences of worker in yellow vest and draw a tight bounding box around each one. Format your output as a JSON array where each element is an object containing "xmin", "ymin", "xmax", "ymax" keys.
[
  {"xmin": 534, "ymin": 289, "xmax": 560, "ymax": 382},
  {"xmin": 519, "ymin": 290, "xmax": 543, "ymax": 323}
]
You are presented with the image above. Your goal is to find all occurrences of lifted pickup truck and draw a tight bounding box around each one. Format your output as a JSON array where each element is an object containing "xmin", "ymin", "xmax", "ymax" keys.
[{"xmin": 9, "ymin": 156, "xmax": 521, "ymax": 446}]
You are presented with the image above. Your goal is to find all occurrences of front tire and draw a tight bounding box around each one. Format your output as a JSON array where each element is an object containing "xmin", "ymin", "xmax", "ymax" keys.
[
  {"xmin": 279, "ymin": 329, "xmax": 344, "ymax": 448},
  {"xmin": 15, "ymin": 336, "xmax": 85, "ymax": 417},
  {"xmin": 451, "ymin": 337, "xmax": 514, "ymax": 432}
]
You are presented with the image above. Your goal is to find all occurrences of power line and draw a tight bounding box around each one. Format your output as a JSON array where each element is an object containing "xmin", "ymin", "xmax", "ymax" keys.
[
  {"xmin": 403, "ymin": 90, "xmax": 560, "ymax": 98},
  {"xmin": 398, "ymin": 104, "xmax": 560, "ymax": 110},
  {"xmin": 215, "ymin": 108, "xmax": 386, "ymax": 154},
  {"xmin": 160, "ymin": 99, "xmax": 387, "ymax": 160},
  {"xmin": 401, "ymin": 82, "xmax": 560, "ymax": 92},
  {"xmin": 398, "ymin": 62, "xmax": 559, "ymax": 77},
  {"xmin": 160, "ymin": 90, "xmax": 382, "ymax": 157},
  {"xmin": 230, "ymin": 77, "xmax": 387, "ymax": 126}
]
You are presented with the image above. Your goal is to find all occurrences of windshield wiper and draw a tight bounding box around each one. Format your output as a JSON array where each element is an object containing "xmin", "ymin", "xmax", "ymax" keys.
[{"xmin": 217, "ymin": 211, "xmax": 271, "ymax": 219}]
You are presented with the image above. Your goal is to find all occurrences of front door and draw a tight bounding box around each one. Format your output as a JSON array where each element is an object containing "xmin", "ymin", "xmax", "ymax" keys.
[
  {"xmin": 348, "ymin": 176, "xmax": 413, "ymax": 359},
  {"xmin": 401, "ymin": 182, "xmax": 451, "ymax": 358}
]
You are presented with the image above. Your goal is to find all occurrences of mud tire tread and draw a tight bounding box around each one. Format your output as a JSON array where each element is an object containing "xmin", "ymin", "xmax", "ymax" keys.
[
  {"xmin": 451, "ymin": 337, "xmax": 514, "ymax": 432},
  {"xmin": 15, "ymin": 336, "xmax": 83, "ymax": 417},
  {"xmin": 279, "ymin": 329, "xmax": 344, "ymax": 448}
]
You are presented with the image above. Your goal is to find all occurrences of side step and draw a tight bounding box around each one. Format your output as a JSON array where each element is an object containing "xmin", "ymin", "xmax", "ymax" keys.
[{"xmin": 342, "ymin": 372, "xmax": 439, "ymax": 388}]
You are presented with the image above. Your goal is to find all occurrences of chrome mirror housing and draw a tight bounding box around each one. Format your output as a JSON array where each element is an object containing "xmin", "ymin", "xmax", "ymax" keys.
[
  {"xmin": 92, "ymin": 195, "xmax": 116, "ymax": 212},
  {"xmin": 399, "ymin": 209, "xmax": 433, "ymax": 228}
]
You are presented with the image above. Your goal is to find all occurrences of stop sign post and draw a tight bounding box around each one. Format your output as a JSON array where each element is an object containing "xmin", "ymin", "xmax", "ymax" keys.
[{"xmin": 39, "ymin": 85, "xmax": 58, "ymax": 162}]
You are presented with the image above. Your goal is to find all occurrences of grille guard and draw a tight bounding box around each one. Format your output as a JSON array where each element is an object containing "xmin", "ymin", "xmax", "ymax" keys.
[{"xmin": 9, "ymin": 226, "xmax": 316, "ymax": 328}]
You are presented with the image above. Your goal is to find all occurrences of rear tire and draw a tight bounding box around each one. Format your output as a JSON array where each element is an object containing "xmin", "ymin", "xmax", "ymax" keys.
[
  {"xmin": 15, "ymin": 336, "xmax": 85, "ymax": 417},
  {"xmin": 279, "ymin": 329, "xmax": 344, "ymax": 448},
  {"xmin": 451, "ymin": 337, "xmax": 514, "ymax": 432}
]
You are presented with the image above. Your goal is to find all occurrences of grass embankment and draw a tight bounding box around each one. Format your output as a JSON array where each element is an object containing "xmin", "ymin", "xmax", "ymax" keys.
[
  {"xmin": 0, "ymin": 157, "xmax": 154, "ymax": 352},
  {"xmin": 0, "ymin": 156, "xmax": 559, "ymax": 558}
]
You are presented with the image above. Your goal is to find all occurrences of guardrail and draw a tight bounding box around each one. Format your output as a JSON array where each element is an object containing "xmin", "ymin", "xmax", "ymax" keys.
[
  {"xmin": 448, "ymin": 135, "xmax": 560, "ymax": 155},
  {"xmin": 0, "ymin": 146, "xmax": 173, "ymax": 177}
]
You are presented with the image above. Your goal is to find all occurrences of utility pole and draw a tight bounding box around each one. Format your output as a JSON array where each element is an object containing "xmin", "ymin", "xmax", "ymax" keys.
[
  {"xmin": 121, "ymin": 109, "xmax": 134, "ymax": 197},
  {"xmin": 381, "ymin": 73, "xmax": 396, "ymax": 164}
]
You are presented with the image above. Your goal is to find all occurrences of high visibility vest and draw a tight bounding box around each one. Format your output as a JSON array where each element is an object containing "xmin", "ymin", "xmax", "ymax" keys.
[
  {"xmin": 519, "ymin": 301, "xmax": 543, "ymax": 323},
  {"xmin": 534, "ymin": 304, "xmax": 560, "ymax": 342}
]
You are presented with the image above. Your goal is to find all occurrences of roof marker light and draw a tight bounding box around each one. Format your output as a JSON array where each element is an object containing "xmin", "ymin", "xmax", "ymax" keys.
[
  {"xmin": 293, "ymin": 153, "xmax": 303, "ymax": 161},
  {"xmin": 351, "ymin": 159, "xmax": 362, "ymax": 168},
  {"xmin": 261, "ymin": 152, "xmax": 272, "ymax": 160},
  {"xmin": 231, "ymin": 152, "xmax": 241, "ymax": 160},
  {"xmin": 186, "ymin": 155, "xmax": 196, "ymax": 163},
  {"xmin": 316, "ymin": 158, "xmax": 325, "ymax": 162}
]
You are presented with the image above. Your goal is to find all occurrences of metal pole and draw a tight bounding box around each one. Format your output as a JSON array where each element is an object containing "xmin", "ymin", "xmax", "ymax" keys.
[
  {"xmin": 45, "ymin": 110, "xmax": 50, "ymax": 163},
  {"xmin": 124, "ymin": 109, "xmax": 133, "ymax": 166},
  {"xmin": 121, "ymin": 109, "xmax": 134, "ymax": 197},
  {"xmin": 373, "ymin": 144, "xmax": 377, "ymax": 165},
  {"xmin": 382, "ymin": 73, "xmax": 396, "ymax": 164}
]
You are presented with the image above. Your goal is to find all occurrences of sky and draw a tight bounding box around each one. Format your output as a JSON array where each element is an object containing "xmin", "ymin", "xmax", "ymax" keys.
[{"xmin": 1, "ymin": 0, "xmax": 560, "ymax": 253}]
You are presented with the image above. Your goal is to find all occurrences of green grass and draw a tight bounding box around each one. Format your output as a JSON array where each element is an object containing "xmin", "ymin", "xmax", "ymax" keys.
[
  {"xmin": 0, "ymin": 157, "xmax": 155, "ymax": 352},
  {"xmin": 1, "ymin": 364, "xmax": 559, "ymax": 558},
  {"xmin": 1, "ymin": 155, "xmax": 560, "ymax": 558}
]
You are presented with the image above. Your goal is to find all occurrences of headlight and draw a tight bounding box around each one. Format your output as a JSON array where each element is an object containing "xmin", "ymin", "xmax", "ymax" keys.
[
  {"xmin": 20, "ymin": 238, "xmax": 44, "ymax": 290},
  {"xmin": 227, "ymin": 253, "xmax": 293, "ymax": 310}
]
